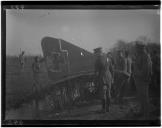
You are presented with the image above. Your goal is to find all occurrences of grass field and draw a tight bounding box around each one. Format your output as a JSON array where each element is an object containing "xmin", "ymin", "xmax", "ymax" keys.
[{"xmin": 6, "ymin": 56, "xmax": 49, "ymax": 110}]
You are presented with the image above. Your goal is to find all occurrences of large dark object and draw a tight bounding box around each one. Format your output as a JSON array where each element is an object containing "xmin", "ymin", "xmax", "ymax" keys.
[
  {"xmin": 41, "ymin": 37, "xmax": 95, "ymax": 82},
  {"xmin": 41, "ymin": 37, "xmax": 97, "ymax": 110}
]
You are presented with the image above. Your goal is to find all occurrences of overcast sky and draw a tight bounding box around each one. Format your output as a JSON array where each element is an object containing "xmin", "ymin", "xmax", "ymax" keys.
[{"xmin": 6, "ymin": 9, "xmax": 160, "ymax": 56}]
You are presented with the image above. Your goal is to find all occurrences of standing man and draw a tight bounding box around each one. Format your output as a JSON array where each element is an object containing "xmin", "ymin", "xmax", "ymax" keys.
[
  {"xmin": 107, "ymin": 52, "xmax": 115, "ymax": 97},
  {"xmin": 32, "ymin": 56, "xmax": 42, "ymax": 91},
  {"xmin": 105, "ymin": 52, "xmax": 114, "ymax": 112},
  {"xmin": 94, "ymin": 47, "xmax": 113, "ymax": 112},
  {"xmin": 32, "ymin": 56, "xmax": 45, "ymax": 119},
  {"xmin": 19, "ymin": 51, "xmax": 25, "ymax": 71},
  {"xmin": 107, "ymin": 52, "xmax": 115, "ymax": 80},
  {"xmin": 133, "ymin": 42, "xmax": 152, "ymax": 119},
  {"xmin": 115, "ymin": 50, "xmax": 126, "ymax": 72},
  {"xmin": 114, "ymin": 50, "xmax": 130, "ymax": 104},
  {"xmin": 122, "ymin": 50, "xmax": 133, "ymax": 95}
]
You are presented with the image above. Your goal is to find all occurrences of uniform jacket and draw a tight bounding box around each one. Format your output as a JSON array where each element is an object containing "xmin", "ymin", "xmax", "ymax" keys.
[
  {"xmin": 94, "ymin": 54, "xmax": 113, "ymax": 86},
  {"xmin": 133, "ymin": 51, "xmax": 152, "ymax": 82}
]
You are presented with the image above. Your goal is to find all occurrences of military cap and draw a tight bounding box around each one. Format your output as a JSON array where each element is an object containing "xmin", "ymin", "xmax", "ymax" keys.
[{"xmin": 93, "ymin": 47, "xmax": 102, "ymax": 53}]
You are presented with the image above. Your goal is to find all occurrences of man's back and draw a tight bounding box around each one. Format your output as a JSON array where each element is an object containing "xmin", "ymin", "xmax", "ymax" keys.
[
  {"xmin": 126, "ymin": 56, "xmax": 132, "ymax": 74},
  {"xmin": 115, "ymin": 54, "xmax": 126, "ymax": 72},
  {"xmin": 19, "ymin": 54, "xmax": 24, "ymax": 63},
  {"xmin": 133, "ymin": 51, "xmax": 152, "ymax": 81},
  {"xmin": 95, "ymin": 54, "xmax": 106, "ymax": 77},
  {"xmin": 32, "ymin": 62, "xmax": 40, "ymax": 74}
]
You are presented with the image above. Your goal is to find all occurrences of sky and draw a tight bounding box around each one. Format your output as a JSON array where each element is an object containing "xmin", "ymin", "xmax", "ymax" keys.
[{"xmin": 6, "ymin": 9, "xmax": 160, "ymax": 56}]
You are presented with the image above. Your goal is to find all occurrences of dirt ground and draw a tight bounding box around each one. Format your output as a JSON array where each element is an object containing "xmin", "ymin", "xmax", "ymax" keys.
[{"xmin": 5, "ymin": 57, "xmax": 160, "ymax": 121}]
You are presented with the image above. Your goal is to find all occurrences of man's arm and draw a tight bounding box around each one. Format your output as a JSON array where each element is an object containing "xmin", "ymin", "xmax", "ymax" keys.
[
  {"xmin": 147, "ymin": 54, "xmax": 152, "ymax": 76},
  {"xmin": 109, "ymin": 60, "xmax": 114, "ymax": 83}
]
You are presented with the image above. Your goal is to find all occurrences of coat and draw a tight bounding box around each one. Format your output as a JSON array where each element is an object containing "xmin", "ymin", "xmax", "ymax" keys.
[
  {"xmin": 94, "ymin": 54, "xmax": 113, "ymax": 98},
  {"xmin": 133, "ymin": 51, "xmax": 152, "ymax": 82}
]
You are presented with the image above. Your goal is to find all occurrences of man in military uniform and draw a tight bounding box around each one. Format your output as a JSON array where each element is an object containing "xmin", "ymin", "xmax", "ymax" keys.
[
  {"xmin": 114, "ymin": 50, "xmax": 130, "ymax": 104},
  {"xmin": 118, "ymin": 50, "xmax": 133, "ymax": 103},
  {"xmin": 94, "ymin": 47, "xmax": 113, "ymax": 112},
  {"xmin": 133, "ymin": 42, "xmax": 152, "ymax": 119},
  {"xmin": 32, "ymin": 56, "xmax": 45, "ymax": 119},
  {"xmin": 19, "ymin": 51, "xmax": 25, "ymax": 71},
  {"xmin": 107, "ymin": 52, "xmax": 115, "ymax": 70}
]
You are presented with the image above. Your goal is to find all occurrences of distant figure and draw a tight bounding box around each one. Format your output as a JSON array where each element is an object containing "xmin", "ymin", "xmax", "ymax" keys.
[
  {"xmin": 32, "ymin": 56, "xmax": 45, "ymax": 119},
  {"xmin": 32, "ymin": 56, "xmax": 42, "ymax": 90},
  {"xmin": 94, "ymin": 47, "xmax": 113, "ymax": 112},
  {"xmin": 133, "ymin": 42, "xmax": 152, "ymax": 119},
  {"xmin": 19, "ymin": 51, "xmax": 25, "ymax": 71}
]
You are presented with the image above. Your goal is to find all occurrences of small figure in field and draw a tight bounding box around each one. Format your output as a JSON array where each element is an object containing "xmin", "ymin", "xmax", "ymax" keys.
[
  {"xmin": 32, "ymin": 56, "xmax": 45, "ymax": 119},
  {"xmin": 32, "ymin": 56, "xmax": 42, "ymax": 91},
  {"xmin": 94, "ymin": 47, "xmax": 113, "ymax": 113},
  {"xmin": 133, "ymin": 42, "xmax": 152, "ymax": 119},
  {"xmin": 19, "ymin": 51, "xmax": 25, "ymax": 71}
]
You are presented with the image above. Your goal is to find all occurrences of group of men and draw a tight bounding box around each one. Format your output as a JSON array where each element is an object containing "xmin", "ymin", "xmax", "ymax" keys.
[
  {"xmin": 18, "ymin": 42, "xmax": 152, "ymax": 119},
  {"xmin": 18, "ymin": 51, "xmax": 44, "ymax": 118},
  {"xmin": 19, "ymin": 51, "xmax": 43, "ymax": 89},
  {"xmin": 94, "ymin": 42, "xmax": 152, "ymax": 119}
]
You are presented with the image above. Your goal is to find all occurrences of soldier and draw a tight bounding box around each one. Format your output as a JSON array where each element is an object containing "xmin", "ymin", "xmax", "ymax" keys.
[
  {"xmin": 94, "ymin": 47, "xmax": 113, "ymax": 112},
  {"xmin": 115, "ymin": 50, "xmax": 126, "ymax": 71},
  {"xmin": 124, "ymin": 50, "xmax": 136, "ymax": 96},
  {"xmin": 32, "ymin": 56, "xmax": 42, "ymax": 91},
  {"xmin": 32, "ymin": 56, "xmax": 45, "ymax": 119},
  {"xmin": 114, "ymin": 50, "xmax": 130, "ymax": 104},
  {"xmin": 19, "ymin": 51, "xmax": 25, "ymax": 71},
  {"xmin": 133, "ymin": 42, "xmax": 152, "ymax": 119},
  {"xmin": 124, "ymin": 51, "xmax": 133, "ymax": 89},
  {"xmin": 105, "ymin": 52, "xmax": 114, "ymax": 112},
  {"xmin": 151, "ymin": 50, "xmax": 160, "ymax": 89},
  {"xmin": 107, "ymin": 52, "xmax": 115, "ymax": 78},
  {"xmin": 106, "ymin": 52, "xmax": 115, "ymax": 97}
]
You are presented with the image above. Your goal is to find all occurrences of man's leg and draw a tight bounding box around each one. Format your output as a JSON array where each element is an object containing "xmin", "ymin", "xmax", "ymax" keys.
[
  {"xmin": 135, "ymin": 80, "xmax": 149, "ymax": 118},
  {"xmin": 118, "ymin": 79, "xmax": 126, "ymax": 104},
  {"xmin": 106, "ymin": 83, "xmax": 111, "ymax": 112},
  {"xmin": 99, "ymin": 85, "xmax": 106, "ymax": 112},
  {"xmin": 106, "ymin": 89, "xmax": 111, "ymax": 112},
  {"xmin": 141, "ymin": 84, "xmax": 149, "ymax": 119},
  {"xmin": 32, "ymin": 82, "xmax": 40, "ymax": 119}
]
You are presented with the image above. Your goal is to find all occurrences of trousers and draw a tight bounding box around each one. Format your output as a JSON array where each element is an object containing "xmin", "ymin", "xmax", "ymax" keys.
[{"xmin": 134, "ymin": 78, "xmax": 149, "ymax": 119}]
